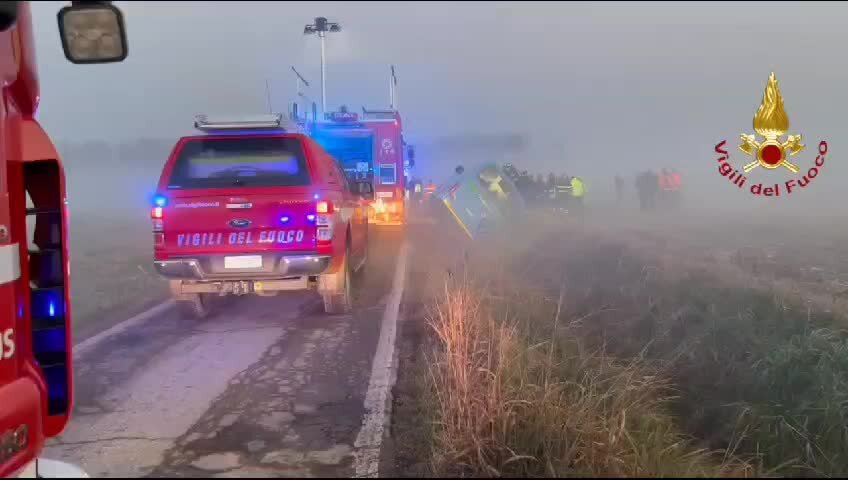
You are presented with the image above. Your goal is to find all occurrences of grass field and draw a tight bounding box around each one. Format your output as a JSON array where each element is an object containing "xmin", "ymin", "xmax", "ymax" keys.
[
  {"xmin": 64, "ymin": 161, "xmax": 169, "ymax": 340},
  {"xmin": 393, "ymin": 208, "xmax": 848, "ymax": 477},
  {"xmin": 68, "ymin": 215, "xmax": 168, "ymax": 340}
]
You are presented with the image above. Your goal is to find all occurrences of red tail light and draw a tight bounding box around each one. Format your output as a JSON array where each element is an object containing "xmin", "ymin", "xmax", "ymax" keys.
[{"xmin": 151, "ymin": 207, "xmax": 163, "ymax": 219}]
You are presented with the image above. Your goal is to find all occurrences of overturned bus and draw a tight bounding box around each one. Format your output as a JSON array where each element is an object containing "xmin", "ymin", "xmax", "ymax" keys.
[{"xmin": 435, "ymin": 163, "xmax": 525, "ymax": 239}]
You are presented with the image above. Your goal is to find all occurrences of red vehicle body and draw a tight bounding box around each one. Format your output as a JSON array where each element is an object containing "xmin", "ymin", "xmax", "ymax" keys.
[
  {"xmin": 152, "ymin": 115, "xmax": 372, "ymax": 317},
  {"xmin": 0, "ymin": 2, "xmax": 127, "ymax": 476},
  {"xmin": 1, "ymin": 3, "xmax": 74, "ymax": 477},
  {"xmin": 310, "ymin": 109, "xmax": 409, "ymax": 225}
]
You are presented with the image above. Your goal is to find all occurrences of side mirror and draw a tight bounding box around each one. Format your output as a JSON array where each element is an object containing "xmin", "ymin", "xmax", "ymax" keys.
[
  {"xmin": 357, "ymin": 181, "xmax": 374, "ymax": 200},
  {"xmin": 58, "ymin": 3, "xmax": 128, "ymax": 64},
  {"xmin": 406, "ymin": 145, "xmax": 416, "ymax": 168},
  {"xmin": 0, "ymin": 1, "xmax": 19, "ymax": 32}
]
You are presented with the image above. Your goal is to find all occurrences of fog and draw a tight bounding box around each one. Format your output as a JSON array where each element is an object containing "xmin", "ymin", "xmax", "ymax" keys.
[{"xmin": 29, "ymin": 1, "xmax": 848, "ymax": 221}]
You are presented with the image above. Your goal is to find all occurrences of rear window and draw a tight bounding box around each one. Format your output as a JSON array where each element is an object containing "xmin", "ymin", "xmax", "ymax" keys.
[{"xmin": 166, "ymin": 136, "xmax": 311, "ymax": 189}]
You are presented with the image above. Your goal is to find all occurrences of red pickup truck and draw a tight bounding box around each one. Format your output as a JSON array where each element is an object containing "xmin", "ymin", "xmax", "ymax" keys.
[{"xmin": 152, "ymin": 114, "xmax": 372, "ymax": 317}]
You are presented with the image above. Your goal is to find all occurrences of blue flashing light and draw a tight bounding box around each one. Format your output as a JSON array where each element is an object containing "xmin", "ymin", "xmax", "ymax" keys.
[
  {"xmin": 307, "ymin": 214, "xmax": 316, "ymax": 223},
  {"xmin": 154, "ymin": 195, "xmax": 167, "ymax": 207},
  {"xmin": 313, "ymin": 193, "xmax": 320, "ymax": 200},
  {"xmin": 32, "ymin": 288, "xmax": 65, "ymax": 321},
  {"xmin": 280, "ymin": 216, "xmax": 290, "ymax": 224}
]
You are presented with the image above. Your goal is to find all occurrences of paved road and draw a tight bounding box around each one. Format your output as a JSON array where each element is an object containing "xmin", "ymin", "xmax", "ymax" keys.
[{"xmin": 45, "ymin": 226, "xmax": 407, "ymax": 478}]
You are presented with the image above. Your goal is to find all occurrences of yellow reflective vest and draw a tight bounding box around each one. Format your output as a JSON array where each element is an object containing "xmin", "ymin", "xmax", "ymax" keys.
[{"xmin": 570, "ymin": 177, "xmax": 585, "ymax": 197}]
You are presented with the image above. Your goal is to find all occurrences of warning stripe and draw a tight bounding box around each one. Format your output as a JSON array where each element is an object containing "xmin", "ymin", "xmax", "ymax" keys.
[{"xmin": 0, "ymin": 243, "xmax": 21, "ymax": 285}]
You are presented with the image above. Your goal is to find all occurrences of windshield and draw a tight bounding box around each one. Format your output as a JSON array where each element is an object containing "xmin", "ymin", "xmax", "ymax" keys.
[
  {"xmin": 313, "ymin": 130, "xmax": 373, "ymax": 182},
  {"xmin": 166, "ymin": 136, "xmax": 311, "ymax": 189}
]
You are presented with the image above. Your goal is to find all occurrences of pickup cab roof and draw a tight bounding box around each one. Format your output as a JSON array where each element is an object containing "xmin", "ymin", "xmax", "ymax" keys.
[{"xmin": 157, "ymin": 132, "xmax": 350, "ymax": 194}]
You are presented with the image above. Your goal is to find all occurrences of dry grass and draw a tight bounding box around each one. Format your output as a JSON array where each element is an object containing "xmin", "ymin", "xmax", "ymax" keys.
[
  {"xmin": 409, "ymin": 209, "xmax": 848, "ymax": 478},
  {"xmin": 512, "ymin": 217, "xmax": 848, "ymax": 477},
  {"xmin": 422, "ymin": 267, "xmax": 754, "ymax": 477}
]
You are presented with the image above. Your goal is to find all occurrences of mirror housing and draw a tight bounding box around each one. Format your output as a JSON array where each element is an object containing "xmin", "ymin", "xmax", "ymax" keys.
[
  {"xmin": 58, "ymin": 2, "xmax": 128, "ymax": 64},
  {"xmin": 356, "ymin": 181, "xmax": 374, "ymax": 200},
  {"xmin": 0, "ymin": 1, "xmax": 18, "ymax": 32},
  {"xmin": 406, "ymin": 145, "xmax": 416, "ymax": 168}
]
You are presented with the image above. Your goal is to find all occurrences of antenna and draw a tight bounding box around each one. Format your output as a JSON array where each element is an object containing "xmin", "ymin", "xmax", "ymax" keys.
[
  {"xmin": 264, "ymin": 78, "xmax": 272, "ymax": 114},
  {"xmin": 390, "ymin": 65, "xmax": 398, "ymax": 111},
  {"xmin": 291, "ymin": 66, "xmax": 313, "ymax": 122},
  {"xmin": 291, "ymin": 66, "xmax": 310, "ymax": 98}
]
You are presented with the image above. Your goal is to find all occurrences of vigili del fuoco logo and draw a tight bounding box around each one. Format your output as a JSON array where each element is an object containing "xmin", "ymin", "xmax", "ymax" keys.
[{"xmin": 714, "ymin": 72, "xmax": 829, "ymax": 197}]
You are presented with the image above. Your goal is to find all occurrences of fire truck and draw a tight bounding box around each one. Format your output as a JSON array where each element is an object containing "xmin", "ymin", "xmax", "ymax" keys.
[
  {"xmin": 293, "ymin": 64, "xmax": 415, "ymax": 226},
  {"xmin": 0, "ymin": 2, "xmax": 128, "ymax": 477},
  {"xmin": 308, "ymin": 106, "xmax": 413, "ymax": 226}
]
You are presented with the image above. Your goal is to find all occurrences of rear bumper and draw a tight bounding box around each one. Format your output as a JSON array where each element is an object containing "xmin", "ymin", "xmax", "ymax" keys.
[{"xmin": 154, "ymin": 253, "xmax": 332, "ymax": 281}]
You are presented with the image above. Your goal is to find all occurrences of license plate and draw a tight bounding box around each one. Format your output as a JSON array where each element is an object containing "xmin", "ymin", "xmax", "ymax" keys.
[{"xmin": 224, "ymin": 255, "xmax": 262, "ymax": 269}]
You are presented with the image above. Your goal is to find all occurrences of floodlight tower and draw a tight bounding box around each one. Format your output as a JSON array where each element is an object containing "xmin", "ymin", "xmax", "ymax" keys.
[{"xmin": 303, "ymin": 16, "xmax": 341, "ymax": 115}]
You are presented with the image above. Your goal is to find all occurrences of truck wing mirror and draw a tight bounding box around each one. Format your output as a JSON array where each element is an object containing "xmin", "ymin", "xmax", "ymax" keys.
[
  {"xmin": 0, "ymin": 1, "xmax": 18, "ymax": 32},
  {"xmin": 58, "ymin": 2, "xmax": 128, "ymax": 64},
  {"xmin": 406, "ymin": 145, "xmax": 416, "ymax": 168}
]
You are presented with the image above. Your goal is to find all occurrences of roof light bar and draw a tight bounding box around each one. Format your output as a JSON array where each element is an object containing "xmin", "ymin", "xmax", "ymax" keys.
[
  {"xmin": 361, "ymin": 107, "xmax": 399, "ymax": 120},
  {"xmin": 194, "ymin": 114, "xmax": 293, "ymax": 132}
]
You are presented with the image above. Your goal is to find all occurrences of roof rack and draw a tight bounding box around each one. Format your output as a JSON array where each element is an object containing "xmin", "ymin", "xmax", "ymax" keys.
[{"xmin": 194, "ymin": 114, "xmax": 302, "ymax": 132}]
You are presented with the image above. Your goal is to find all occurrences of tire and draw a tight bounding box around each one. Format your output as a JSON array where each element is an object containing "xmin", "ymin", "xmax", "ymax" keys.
[
  {"xmin": 177, "ymin": 293, "xmax": 210, "ymax": 319},
  {"xmin": 321, "ymin": 246, "xmax": 353, "ymax": 315}
]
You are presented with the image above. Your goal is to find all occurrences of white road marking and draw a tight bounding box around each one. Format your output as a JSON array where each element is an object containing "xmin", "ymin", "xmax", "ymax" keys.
[
  {"xmin": 353, "ymin": 241, "xmax": 410, "ymax": 478},
  {"xmin": 74, "ymin": 300, "xmax": 175, "ymax": 356}
]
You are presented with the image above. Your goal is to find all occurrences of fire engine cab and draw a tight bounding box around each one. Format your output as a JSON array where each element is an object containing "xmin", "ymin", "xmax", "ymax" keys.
[
  {"xmin": 310, "ymin": 107, "xmax": 413, "ymax": 225},
  {"xmin": 0, "ymin": 2, "xmax": 129, "ymax": 478}
]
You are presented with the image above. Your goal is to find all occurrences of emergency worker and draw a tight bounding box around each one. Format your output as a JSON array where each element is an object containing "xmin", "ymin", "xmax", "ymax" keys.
[
  {"xmin": 554, "ymin": 174, "xmax": 572, "ymax": 211},
  {"xmin": 546, "ymin": 173, "xmax": 557, "ymax": 207},
  {"xmin": 658, "ymin": 168, "xmax": 673, "ymax": 208},
  {"xmin": 636, "ymin": 170, "xmax": 659, "ymax": 211},
  {"xmin": 424, "ymin": 178, "xmax": 437, "ymax": 199},
  {"xmin": 570, "ymin": 175, "xmax": 586, "ymax": 212},
  {"xmin": 532, "ymin": 174, "xmax": 544, "ymax": 205},
  {"xmin": 614, "ymin": 174, "xmax": 624, "ymax": 204},
  {"xmin": 412, "ymin": 178, "xmax": 424, "ymax": 204},
  {"xmin": 670, "ymin": 169, "xmax": 682, "ymax": 207}
]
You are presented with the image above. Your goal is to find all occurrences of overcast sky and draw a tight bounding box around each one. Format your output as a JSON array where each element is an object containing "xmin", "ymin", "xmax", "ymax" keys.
[{"xmin": 29, "ymin": 1, "xmax": 848, "ymax": 208}]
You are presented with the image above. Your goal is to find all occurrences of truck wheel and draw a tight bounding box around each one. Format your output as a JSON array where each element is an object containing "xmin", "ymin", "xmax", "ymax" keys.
[
  {"xmin": 177, "ymin": 293, "xmax": 210, "ymax": 319},
  {"xmin": 321, "ymin": 246, "xmax": 353, "ymax": 315}
]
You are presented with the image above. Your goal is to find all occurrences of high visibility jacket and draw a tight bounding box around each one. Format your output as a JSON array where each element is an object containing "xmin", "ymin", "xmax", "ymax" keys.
[
  {"xmin": 659, "ymin": 174, "xmax": 674, "ymax": 191},
  {"xmin": 670, "ymin": 173, "xmax": 682, "ymax": 191},
  {"xmin": 570, "ymin": 177, "xmax": 585, "ymax": 197}
]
